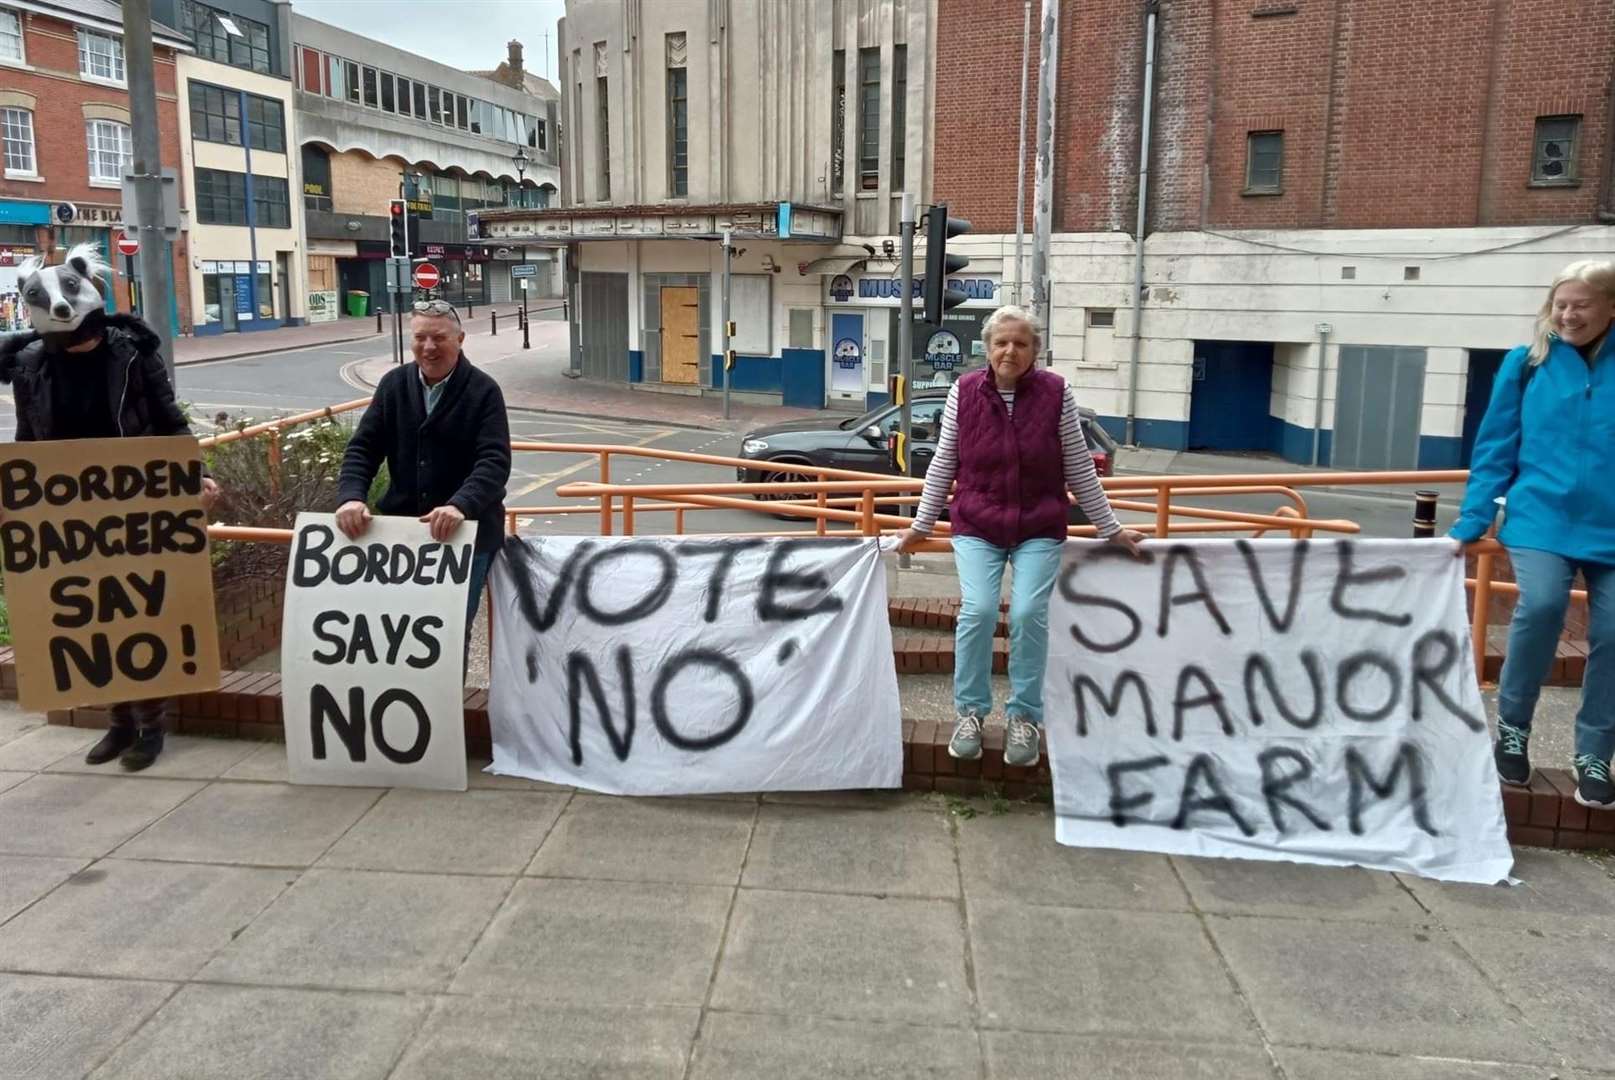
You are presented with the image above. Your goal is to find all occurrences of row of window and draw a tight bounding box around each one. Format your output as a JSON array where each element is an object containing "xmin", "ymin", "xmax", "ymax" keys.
[
  {"xmin": 178, "ymin": 0, "xmax": 273, "ymax": 75},
  {"xmin": 194, "ymin": 168, "xmax": 290, "ymax": 228},
  {"xmin": 294, "ymin": 45, "xmax": 545, "ymax": 151},
  {"xmin": 2, "ymin": 110, "xmax": 131, "ymax": 183},
  {"xmin": 1244, "ymin": 116, "xmax": 1583, "ymax": 194},
  {"xmin": 189, "ymin": 82, "xmax": 286, "ymax": 153},
  {"xmin": 829, "ymin": 46, "xmax": 907, "ymax": 194}
]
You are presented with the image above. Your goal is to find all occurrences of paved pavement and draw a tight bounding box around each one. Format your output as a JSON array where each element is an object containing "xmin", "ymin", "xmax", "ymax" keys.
[{"xmin": 0, "ymin": 697, "xmax": 1609, "ymax": 1080}]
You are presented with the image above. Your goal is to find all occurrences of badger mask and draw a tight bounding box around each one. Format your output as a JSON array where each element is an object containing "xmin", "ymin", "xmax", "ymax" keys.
[{"xmin": 15, "ymin": 244, "xmax": 111, "ymax": 347}]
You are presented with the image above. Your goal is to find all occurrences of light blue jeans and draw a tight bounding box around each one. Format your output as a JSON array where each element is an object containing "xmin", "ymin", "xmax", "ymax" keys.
[
  {"xmin": 1497, "ymin": 547, "xmax": 1615, "ymax": 761},
  {"xmin": 953, "ymin": 536, "xmax": 1064, "ymax": 726}
]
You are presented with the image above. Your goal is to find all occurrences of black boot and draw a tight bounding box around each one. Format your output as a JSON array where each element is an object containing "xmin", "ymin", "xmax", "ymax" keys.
[
  {"xmin": 119, "ymin": 724, "xmax": 165, "ymax": 772},
  {"xmin": 85, "ymin": 724, "xmax": 135, "ymax": 765}
]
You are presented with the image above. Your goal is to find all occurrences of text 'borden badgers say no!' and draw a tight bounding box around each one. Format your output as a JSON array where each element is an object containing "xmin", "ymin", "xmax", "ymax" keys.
[{"xmin": 0, "ymin": 437, "xmax": 220, "ymax": 711}]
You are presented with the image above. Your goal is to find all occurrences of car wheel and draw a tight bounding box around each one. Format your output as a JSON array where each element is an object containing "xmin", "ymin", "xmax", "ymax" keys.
[{"xmin": 751, "ymin": 457, "xmax": 818, "ymax": 520}]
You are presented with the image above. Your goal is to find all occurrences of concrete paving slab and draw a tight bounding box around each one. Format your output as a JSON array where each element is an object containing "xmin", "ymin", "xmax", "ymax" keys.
[
  {"xmin": 742, "ymin": 803, "xmax": 958, "ymax": 899},
  {"xmin": 116, "ymin": 781, "xmax": 381, "ymax": 866},
  {"xmin": 0, "ymin": 859, "xmax": 289, "ymax": 980},
  {"xmin": 526, "ymin": 795, "xmax": 753, "ymax": 886},
  {"xmin": 0, "ymin": 972, "xmax": 173, "ymax": 1080},
  {"xmin": 711, "ymin": 889, "xmax": 972, "ymax": 1027},
  {"xmin": 0, "ymin": 725, "xmax": 97, "ymax": 771},
  {"xmin": 219, "ymin": 742, "xmax": 288, "ymax": 782},
  {"xmin": 452, "ymin": 878, "xmax": 731, "ymax": 1006},
  {"xmin": 969, "ymin": 902, "xmax": 1257, "ymax": 1041},
  {"xmin": 1208, "ymin": 917, "xmax": 1547, "ymax": 1062},
  {"xmin": 88, "ymin": 984, "xmax": 430, "ymax": 1080},
  {"xmin": 467, "ymin": 757, "xmax": 573, "ymax": 792},
  {"xmin": 46, "ymin": 735, "xmax": 259, "ymax": 781},
  {"xmin": 199, "ymin": 868, "xmax": 508, "ymax": 993},
  {"xmin": 0, "ymin": 770, "xmax": 29, "ymax": 794},
  {"xmin": 0, "ymin": 703, "xmax": 45, "ymax": 747},
  {"xmin": 0, "ymin": 775, "xmax": 202, "ymax": 858},
  {"xmin": 983, "ymin": 1031, "xmax": 1279, "ymax": 1080},
  {"xmin": 1397, "ymin": 849, "xmax": 1615, "ymax": 937},
  {"xmin": 758, "ymin": 789, "xmax": 942, "ymax": 812},
  {"xmin": 320, "ymin": 789, "xmax": 568, "ymax": 876},
  {"xmin": 1274, "ymin": 1047, "xmax": 1566, "ymax": 1080},
  {"xmin": 1453, "ymin": 927, "xmax": 1615, "ymax": 1070},
  {"xmin": 390, "ymin": 997, "xmax": 698, "ymax": 1080},
  {"xmin": 955, "ymin": 810, "xmax": 1191, "ymax": 912},
  {"xmin": 689, "ymin": 1011, "xmax": 981, "ymax": 1080},
  {"xmin": 0, "ymin": 854, "xmax": 86, "ymax": 925},
  {"xmin": 1173, "ymin": 856, "xmax": 1428, "ymax": 923}
]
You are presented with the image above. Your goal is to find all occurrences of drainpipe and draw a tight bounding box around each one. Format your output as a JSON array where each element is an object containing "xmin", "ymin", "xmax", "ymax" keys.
[
  {"xmin": 1012, "ymin": 0, "xmax": 1031, "ymax": 304},
  {"xmin": 1311, "ymin": 322, "xmax": 1332, "ymax": 467},
  {"xmin": 1123, "ymin": 0, "xmax": 1159, "ymax": 446},
  {"xmin": 1030, "ymin": 0, "xmax": 1059, "ymax": 365}
]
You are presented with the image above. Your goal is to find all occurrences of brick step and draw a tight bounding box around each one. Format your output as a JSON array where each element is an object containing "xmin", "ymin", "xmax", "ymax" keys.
[
  {"xmin": 892, "ymin": 633, "xmax": 1004, "ymax": 675},
  {"xmin": 1482, "ymin": 629, "xmax": 1588, "ymax": 686},
  {"xmin": 888, "ymin": 597, "xmax": 1006, "ymax": 637}
]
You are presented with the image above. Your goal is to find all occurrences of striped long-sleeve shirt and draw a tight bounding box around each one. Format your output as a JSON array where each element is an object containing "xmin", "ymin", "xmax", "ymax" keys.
[{"xmin": 910, "ymin": 382, "xmax": 1122, "ymax": 539}]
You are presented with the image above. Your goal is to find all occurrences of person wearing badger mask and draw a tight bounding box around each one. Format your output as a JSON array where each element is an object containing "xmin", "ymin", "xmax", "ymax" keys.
[{"xmin": 0, "ymin": 244, "xmax": 220, "ymax": 770}]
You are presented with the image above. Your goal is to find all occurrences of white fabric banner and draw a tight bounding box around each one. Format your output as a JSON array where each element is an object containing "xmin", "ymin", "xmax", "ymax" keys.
[
  {"xmin": 281, "ymin": 513, "xmax": 471, "ymax": 791},
  {"xmin": 1046, "ymin": 538, "xmax": 1512, "ymax": 884},
  {"xmin": 488, "ymin": 536, "xmax": 902, "ymax": 795}
]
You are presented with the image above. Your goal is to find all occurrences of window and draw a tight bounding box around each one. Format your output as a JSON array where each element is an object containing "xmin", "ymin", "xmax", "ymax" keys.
[
  {"xmin": 189, "ymin": 83, "xmax": 241, "ymax": 145},
  {"xmin": 325, "ymin": 54, "xmax": 345, "ymax": 99},
  {"xmin": 380, "ymin": 73, "xmax": 394, "ymax": 112},
  {"xmin": 297, "ymin": 46, "xmax": 323, "ymax": 93},
  {"xmin": 1245, "ymin": 131, "xmax": 1283, "ymax": 193},
  {"xmin": 253, "ymin": 175, "xmax": 289, "ymax": 228},
  {"xmin": 730, "ymin": 275, "xmax": 772, "ymax": 354},
  {"xmin": 428, "ymin": 86, "xmax": 441, "ymax": 124},
  {"xmin": 533, "ymin": 117, "xmax": 545, "ymax": 150},
  {"xmin": 343, "ymin": 60, "xmax": 359, "ymax": 104},
  {"xmin": 1087, "ymin": 309, "xmax": 1115, "ymax": 328},
  {"xmin": 831, "ymin": 49, "xmax": 844, "ymax": 194},
  {"xmin": 891, "ymin": 45, "xmax": 906, "ymax": 189},
  {"xmin": 301, "ymin": 144, "xmax": 331, "ymax": 211},
  {"xmin": 0, "ymin": 8, "xmax": 23, "ymax": 63},
  {"xmin": 412, "ymin": 80, "xmax": 425, "ymax": 118},
  {"xmin": 84, "ymin": 119, "xmax": 130, "ymax": 183},
  {"xmin": 666, "ymin": 63, "xmax": 688, "ymax": 197},
  {"xmin": 77, "ymin": 29, "xmax": 124, "ymax": 83},
  {"xmin": 455, "ymin": 95, "xmax": 469, "ymax": 130},
  {"xmin": 179, "ymin": 1, "xmax": 270, "ymax": 74},
  {"xmin": 195, "ymin": 168, "xmax": 247, "ymax": 224},
  {"xmin": 857, "ymin": 48, "xmax": 880, "ymax": 190},
  {"xmin": 597, "ymin": 76, "xmax": 610, "ymax": 199},
  {"xmin": 396, "ymin": 77, "xmax": 412, "ymax": 116},
  {"xmin": 245, "ymin": 95, "xmax": 284, "ymax": 152},
  {"xmin": 1533, "ymin": 115, "xmax": 1580, "ymax": 184},
  {"xmin": 2, "ymin": 107, "xmax": 34, "ymax": 175},
  {"xmin": 362, "ymin": 66, "xmax": 378, "ymax": 108}
]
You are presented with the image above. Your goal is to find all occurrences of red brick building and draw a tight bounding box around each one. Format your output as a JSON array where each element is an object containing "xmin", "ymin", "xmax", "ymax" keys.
[{"xmin": 0, "ymin": 0, "xmax": 191, "ymax": 331}]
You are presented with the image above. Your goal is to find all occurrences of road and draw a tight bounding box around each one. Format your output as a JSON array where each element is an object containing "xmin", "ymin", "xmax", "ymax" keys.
[{"xmin": 0, "ymin": 339, "xmax": 1448, "ymax": 540}]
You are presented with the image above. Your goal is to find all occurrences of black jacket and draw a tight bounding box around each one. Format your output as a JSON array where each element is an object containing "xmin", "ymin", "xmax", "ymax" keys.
[
  {"xmin": 338, "ymin": 355, "xmax": 512, "ymax": 554},
  {"xmin": 0, "ymin": 315, "xmax": 192, "ymax": 441}
]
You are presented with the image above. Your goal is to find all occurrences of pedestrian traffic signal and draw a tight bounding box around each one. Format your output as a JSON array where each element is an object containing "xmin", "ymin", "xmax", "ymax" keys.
[
  {"xmin": 922, "ymin": 203, "xmax": 971, "ymax": 326},
  {"xmin": 388, "ymin": 199, "xmax": 410, "ymax": 259}
]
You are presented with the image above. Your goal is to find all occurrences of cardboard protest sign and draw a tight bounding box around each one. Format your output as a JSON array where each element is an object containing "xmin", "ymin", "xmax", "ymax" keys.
[
  {"xmin": 280, "ymin": 513, "xmax": 471, "ymax": 790},
  {"xmin": 0, "ymin": 436, "xmax": 220, "ymax": 711},
  {"xmin": 1046, "ymin": 538, "xmax": 1513, "ymax": 884},
  {"xmin": 488, "ymin": 536, "xmax": 902, "ymax": 795}
]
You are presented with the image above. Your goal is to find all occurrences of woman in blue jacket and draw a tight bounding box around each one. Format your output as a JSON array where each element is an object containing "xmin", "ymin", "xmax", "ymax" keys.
[{"xmin": 1452, "ymin": 259, "xmax": 1615, "ymax": 808}]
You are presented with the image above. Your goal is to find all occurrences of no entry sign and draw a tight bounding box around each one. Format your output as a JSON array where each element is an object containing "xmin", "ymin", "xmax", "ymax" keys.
[
  {"xmin": 116, "ymin": 232, "xmax": 139, "ymax": 257},
  {"xmin": 412, "ymin": 262, "xmax": 440, "ymax": 290}
]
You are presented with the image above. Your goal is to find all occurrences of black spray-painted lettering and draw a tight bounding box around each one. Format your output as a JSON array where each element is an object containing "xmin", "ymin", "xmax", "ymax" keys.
[
  {"xmin": 1345, "ymin": 742, "xmax": 1438, "ymax": 837},
  {"xmin": 1060, "ymin": 547, "xmax": 1151, "ymax": 653},
  {"xmin": 1173, "ymin": 664, "xmax": 1235, "ymax": 740},
  {"xmin": 1257, "ymin": 746, "xmax": 1332, "ymax": 833},
  {"xmin": 1158, "ymin": 545, "xmax": 1232, "ymax": 638},
  {"xmin": 1243, "ymin": 652, "xmax": 1325, "ymax": 730},
  {"xmin": 1411, "ymin": 629, "xmax": 1485, "ymax": 732},
  {"xmin": 1074, "ymin": 671, "xmax": 1156, "ymax": 737},
  {"xmin": 566, "ymin": 647, "xmax": 636, "ymax": 765},
  {"xmin": 1235, "ymin": 539, "xmax": 1308, "ymax": 633},
  {"xmin": 652, "ymin": 648, "xmax": 754, "ymax": 750},
  {"xmin": 1107, "ymin": 755, "xmax": 1170, "ymax": 826},
  {"xmin": 1335, "ymin": 651, "xmax": 1402, "ymax": 723},
  {"xmin": 1330, "ymin": 541, "xmax": 1413, "ymax": 627},
  {"xmin": 757, "ymin": 540, "xmax": 847, "ymax": 622},
  {"xmin": 501, "ymin": 536, "xmax": 593, "ymax": 633},
  {"xmin": 576, "ymin": 541, "xmax": 677, "ymax": 625},
  {"xmin": 674, "ymin": 540, "xmax": 766, "ymax": 622},
  {"xmin": 1171, "ymin": 754, "xmax": 1257, "ymax": 836}
]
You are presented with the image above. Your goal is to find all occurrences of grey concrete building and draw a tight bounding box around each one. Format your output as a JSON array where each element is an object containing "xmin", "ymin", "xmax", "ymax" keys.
[
  {"xmin": 476, "ymin": 0, "xmax": 938, "ymax": 411},
  {"xmin": 290, "ymin": 15, "xmax": 561, "ymax": 314}
]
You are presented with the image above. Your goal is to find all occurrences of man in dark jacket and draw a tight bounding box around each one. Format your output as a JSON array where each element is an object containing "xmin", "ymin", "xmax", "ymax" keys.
[
  {"xmin": 1, "ymin": 303, "xmax": 219, "ymax": 771},
  {"xmin": 336, "ymin": 300, "xmax": 511, "ymax": 652}
]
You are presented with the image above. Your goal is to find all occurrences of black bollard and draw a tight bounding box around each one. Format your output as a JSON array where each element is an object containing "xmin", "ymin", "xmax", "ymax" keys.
[
  {"xmin": 1413, "ymin": 490, "xmax": 1439, "ymax": 538},
  {"xmin": 375, "ymin": 309, "xmax": 382, "ymax": 333},
  {"xmin": 491, "ymin": 310, "xmax": 498, "ymax": 336}
]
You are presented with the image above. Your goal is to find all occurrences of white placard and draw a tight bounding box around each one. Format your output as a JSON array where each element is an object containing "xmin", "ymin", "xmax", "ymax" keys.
[
  {"xmin": 281, "ymin": 513, "xmax": 471, "ymax": 790},
  {"xmin": 488, "ymin": 536, "xmax": 902, "ymax": 795},
  {"xmin": 1046, "ymin": 538, "xmax": 1512, "ymax": 884}
]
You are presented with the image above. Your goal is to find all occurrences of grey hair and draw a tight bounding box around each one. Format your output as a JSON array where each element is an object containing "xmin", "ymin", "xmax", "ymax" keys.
[{"xmin": 980, "ymin": 304, "xmax": 1042, "ymax": 351}]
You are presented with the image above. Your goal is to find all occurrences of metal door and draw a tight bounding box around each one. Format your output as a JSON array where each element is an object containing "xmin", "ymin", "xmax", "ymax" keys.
[
  {"xmin": 1461, "ymin": 350, "xmax": 1507, "ymax": 466},
  {"xmin": 490, "ymin": 264, "xmax": 512, "ymax": 304},
  {"xmin": 659, "ymin": 286, "xmax": 701, "ymax": 384},
  {"xmin": 578, "ymin": 271, "xmax": 629, "ymax": 382},
  {"xmin": 1333, "ymin": 346, "xmax": 1427, "ymax": 470},
  {"xmin": 277, "ymin": 253, "xmax": 290, "ymax": 322},
  {"xmin": 1188, "ymin": 341, "xmax": 1274, "ymax": 450}
]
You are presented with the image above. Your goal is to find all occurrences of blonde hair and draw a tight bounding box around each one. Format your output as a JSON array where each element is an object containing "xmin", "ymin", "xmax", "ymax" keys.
[
  {"xmin": 981, "ymin": 304, "xmax": 1042, "ymax": 351},
  {"xmin": 1528, "ymin": 259, "xmax": 1615, "ymax": 366}
]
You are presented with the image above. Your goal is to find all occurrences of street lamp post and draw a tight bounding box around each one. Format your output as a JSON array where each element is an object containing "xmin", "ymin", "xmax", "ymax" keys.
[{"xmin": 511, "ymin": 148, "xmax": 530, "ymax": 205}]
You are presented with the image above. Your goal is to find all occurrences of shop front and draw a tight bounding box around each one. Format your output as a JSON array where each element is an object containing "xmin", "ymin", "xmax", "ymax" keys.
[{"xmin": 823, "ymin": 269, "xmax": 1002, "ymax": 408}]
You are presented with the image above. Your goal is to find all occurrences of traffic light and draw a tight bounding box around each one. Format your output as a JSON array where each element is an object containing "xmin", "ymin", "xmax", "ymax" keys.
[
  {"xmin": 922, "ymin": 203, "xmax": 971, "ymax": 326},
  {"xmin": 887, "ymin": 373, "xmax": 908, "ymax": 472},
  {"xmin": 388, "ymin": 198, "xmax": 410, "ymax": 258}
]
